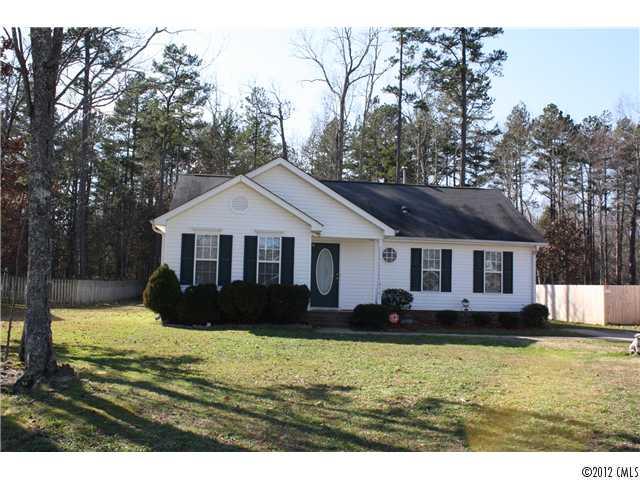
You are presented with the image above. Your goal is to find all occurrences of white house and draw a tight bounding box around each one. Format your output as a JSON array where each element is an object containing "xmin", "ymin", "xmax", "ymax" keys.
[{"xmin": 151, "ymin": 158, "xmax": 545, "ymax": 312}]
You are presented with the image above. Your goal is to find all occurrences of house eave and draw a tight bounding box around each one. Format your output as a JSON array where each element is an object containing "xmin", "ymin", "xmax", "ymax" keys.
[{"xmin": 384, "ymin": 236, "xmax": 547, "ymax": 248}]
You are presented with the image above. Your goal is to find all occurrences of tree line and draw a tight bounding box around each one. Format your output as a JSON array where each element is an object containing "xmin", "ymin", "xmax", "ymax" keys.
[
  {"xmin": 1, "ymin": 26, "xmax": 638, "ymax": 388},
  {"xmin": 2, "ymin": 27, "xmax": 639, "ymax": 290},
  {"xmin": 9, "ymin": 28, "xmax": 640, "ymax": 287}
]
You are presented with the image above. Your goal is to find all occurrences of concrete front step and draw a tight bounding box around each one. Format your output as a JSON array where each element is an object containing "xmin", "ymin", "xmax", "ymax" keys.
[{"xmin": 303, "ymin": 310, "xmax": 352, "ymax": 328}]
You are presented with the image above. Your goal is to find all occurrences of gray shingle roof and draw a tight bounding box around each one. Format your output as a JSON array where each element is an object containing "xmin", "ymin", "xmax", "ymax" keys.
[
  {"xmin": 322, "ymin": 180, "xmax": 545, "ymax": 243},
  {"xmin": 169, "ymin": 174, "xmax": 231, "ymax": 211},
  {"xmin": 167, "ymin": 174, "xmax": 544, "ymax": 243}
]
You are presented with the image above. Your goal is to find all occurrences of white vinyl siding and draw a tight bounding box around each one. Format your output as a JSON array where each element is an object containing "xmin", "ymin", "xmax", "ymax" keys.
[
  {"xmin": 258, "ymin": 236, "xmax": 281, "ymax": 285},
  {"xmin": 382, "ymin": 240, "xmax": 535, "ymax": 312},
  {"xmin": 252, "ymin": 164, "xmax": 384, "ymax": 239},
  {"xmin": 163, "ymin": 183, "xmax": 311, "ymax": 287},
  {"xmin": 194, "ymin": 234, "xmax": 218, "ymax": 285}
]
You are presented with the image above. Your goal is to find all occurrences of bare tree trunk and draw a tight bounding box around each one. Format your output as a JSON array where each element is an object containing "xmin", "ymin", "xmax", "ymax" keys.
[
  {"xmin": 336, "ymin": 91, "xmax": 347, "ymax": 179},
  {"xmin": 615, "ymin": 174, "xmax": 626, "ymax": 284},
  {"xmin": 395, "ymin": 30, "xmax": 404, "ymax": 183},
  {"xmin": 277, "ymin": 106, "xmax": 288, "ymax": 161},
  {"xmin": 14, "ymin": 27, "xmax": 65, "ymax": 391},
  {"xmin": 75, "ymin": 30, "xmax": 91, "ymax": 278},
  {"xmin": 459, "ymin": 28, "xmax": 468, "ymax": 187},
  {"xmin": 630, "ymin": 187, "xmax": 639, "ymax": 284}
]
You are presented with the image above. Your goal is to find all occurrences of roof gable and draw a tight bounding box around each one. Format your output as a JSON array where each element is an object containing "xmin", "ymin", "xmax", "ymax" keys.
[
  {"xmin": 153, "ymin": 175, "xmax": 323, "ymax": 231},
  {"xmin": 247, "ymin": 158, "xmax": 396, "ymax": 236}
]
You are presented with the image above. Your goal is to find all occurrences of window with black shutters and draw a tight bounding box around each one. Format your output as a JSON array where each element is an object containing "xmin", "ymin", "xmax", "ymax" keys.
[
  {"xmin": 194, "ymin": 234, "xmax": 218, "ymax": 285},
  {"xmin": 257, "ymin": 236, "xmax": 281, "ymax": 285}
]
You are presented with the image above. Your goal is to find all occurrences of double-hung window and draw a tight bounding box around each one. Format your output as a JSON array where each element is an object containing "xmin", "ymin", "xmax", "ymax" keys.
[
  {"xmin": 422, "ymin": 248, "xmax": 441, "ymax": 292},
  {"xmin": 195, "ymin": 234, "xmax": 218, "ymax": 285},
  {"xmin": 258, "ymin": 236, "xmax": 281, "ymax": 285},
  {"xmin": 484, "ymin": 251, "xmax": 502, "ymax": 293}
]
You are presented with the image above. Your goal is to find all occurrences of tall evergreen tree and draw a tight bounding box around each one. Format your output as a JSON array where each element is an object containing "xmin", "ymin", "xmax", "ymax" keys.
[
  {"xmin": 409, "ymin": 27, "xmax": 506, "ymax": 186},
  {"xmin": 492, "ymin": 102, "xmax": 533, "ymax": 214}
]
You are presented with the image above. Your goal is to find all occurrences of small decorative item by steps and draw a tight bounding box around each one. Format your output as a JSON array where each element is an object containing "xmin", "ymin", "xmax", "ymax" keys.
[
  {"xmin": 461, "ymin": 298, "xmax": 470, "ymax": 312},
  {"xmin": 388, "ymin": 312, "xmax": 400, "ymax": 325}
]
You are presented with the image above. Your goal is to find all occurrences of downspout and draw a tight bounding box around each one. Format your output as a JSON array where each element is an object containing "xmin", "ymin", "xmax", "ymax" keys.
[
  {"xmin": 375, "ymin": 238, "xmax": 383, "ymax": 303},
  {"xmin": 531, "ymin": 247, "xmax": 538, "ymax": 304}
]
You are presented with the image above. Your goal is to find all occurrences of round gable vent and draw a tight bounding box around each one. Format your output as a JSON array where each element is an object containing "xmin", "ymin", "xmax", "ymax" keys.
[{"xmin": 231, "ymin": 195, "xmax": 248, "ymax": 213}]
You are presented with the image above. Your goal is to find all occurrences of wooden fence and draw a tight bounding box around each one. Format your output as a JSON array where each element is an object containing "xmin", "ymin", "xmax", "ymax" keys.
[
  {"xmin": 1, "ymin": 274, "xmax": 144, "ymax": 307},
  {"xmin": 536, "ymin": 284, "xmax": 640, "ymax": 326}
]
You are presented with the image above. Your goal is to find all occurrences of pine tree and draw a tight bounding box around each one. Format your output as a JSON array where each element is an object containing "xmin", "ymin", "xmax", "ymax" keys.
[
  {"xmin": 409, "ymin": 27, "xmax": 506, "ymax": 186},
  {"xmin": 492, "ymin": 102, "xmax": 533, "ymax": 214}
]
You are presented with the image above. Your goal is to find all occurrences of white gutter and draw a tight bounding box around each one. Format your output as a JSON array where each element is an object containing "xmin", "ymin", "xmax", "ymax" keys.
[
  {"xmin": 150, "ymin": 221, "xmax": 165, "ymax": 235},
  {"xmin": 384, "ymin": 236, "xmax": 548, "ymax": 248}
]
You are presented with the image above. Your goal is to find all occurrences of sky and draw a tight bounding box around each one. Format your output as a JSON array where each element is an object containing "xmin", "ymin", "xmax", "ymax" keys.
[{"xmin": 144, "ymin": 28, "xmax": 639, "ymax": 148}]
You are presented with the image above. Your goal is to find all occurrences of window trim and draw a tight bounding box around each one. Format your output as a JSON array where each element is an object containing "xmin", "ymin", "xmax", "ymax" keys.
[
  {"xmin": 193, "ymin": 233, "xmax": 219, "ymax": 285},
  {"xmin": 257, "ymin": 235, "xmax": 282, "ymax": 286},
  {"xmin": 421, "ymin": 248, "xmax": 441, "ymax": 292},
  {"xmin": 484, "ymin": 250, "xmax": 503, "ymax": 294}
]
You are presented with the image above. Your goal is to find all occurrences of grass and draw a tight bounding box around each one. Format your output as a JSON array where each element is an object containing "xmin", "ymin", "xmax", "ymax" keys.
[{"xmin": 1, "ymin": 305, "xmax": 638, "ymax": 452}]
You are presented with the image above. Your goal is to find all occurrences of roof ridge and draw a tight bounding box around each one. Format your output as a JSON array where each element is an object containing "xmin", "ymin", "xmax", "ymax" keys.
[
  {"xmin": 320, "ymin": 179, "xmax": 498, "ymax": 191},
  {"xmin": 180, "ymin": 173, "xmax": 233, "ymax": 178}
]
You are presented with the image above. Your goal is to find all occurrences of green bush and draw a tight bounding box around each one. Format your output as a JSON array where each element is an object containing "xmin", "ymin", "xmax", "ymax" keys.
[
  {"xmin": 350, "ymin": 304, "xmax": 391, "ymax": 330},
  {"xmin": 143, "ymin": 264, "xmax": 181, "ymax": 324},
  {"xmin": 266, "ymin": 284, "xmax": 310, "ymax": 323},
  {"xmin": 521, "ymin": 303, "xmax": 550, "ymax": 328},
  {"xmin": 471, "ymin": 311, "xmax": 492, "ymax": 327},
  {"xmin": 177, "ymin": 284, "xmax": 219, "ymax": 326},
  {"xmin": 219, "ymin": 281, "xmax": 267, "ymax": 323},
  {"xmin": 381, "ymin": 289, "xmax": 413, "ymax": 313},
  {"xmin": 497, "ymin": 312, "xmax": 520, "ymax": 329},
  {"xmin": 436, "ymin": 310, "xmax": 459, "ymax": 327}
]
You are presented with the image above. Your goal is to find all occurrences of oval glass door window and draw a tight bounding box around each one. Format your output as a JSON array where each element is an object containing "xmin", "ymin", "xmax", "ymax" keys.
[{"xmin": 316, "ymin": 248, "xmax": 334, "ymax": 295}]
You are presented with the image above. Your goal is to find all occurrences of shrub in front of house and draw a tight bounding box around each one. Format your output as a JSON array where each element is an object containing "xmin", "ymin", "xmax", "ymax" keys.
[
  {"xmin": 219, "ymin": 281, "xmax": 267, "ymax": 323},
  {"xmin": 497, "ymin": 312, "xmax": 520, "ymax": 329},
  {"xmin": 381, "ymin": 288, "xmax": 413, "ymax": 313},
  {"xmin": 436, "ymin": 310, "xmax": 459, "ymax": 327},
  {"xmin": 177, "ymin": 283, "xmax": 219, "ymax": 326},
  {"xmin": 266, "ymin": 284, "xmax": 310, "ymax": 323},
  {"xmin": 143, "ymin": 264, "xmax": 182, "ymax": 324},
  {"xmin": 350, "ymin": 304, "xmax": 391, "ymax": 330},
  {"xmin": 471, "ymin": 311, "xmax": 492, "ymax": 327},
  {"xmin": 521, "ymin": 303, "xmax": 550, "ymax": 328}
]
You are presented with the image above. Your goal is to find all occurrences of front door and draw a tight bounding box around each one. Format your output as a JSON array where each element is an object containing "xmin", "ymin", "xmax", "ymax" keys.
[{"xmin": 310, "ymin": 243, "xmax": 340, "ymax": 307}]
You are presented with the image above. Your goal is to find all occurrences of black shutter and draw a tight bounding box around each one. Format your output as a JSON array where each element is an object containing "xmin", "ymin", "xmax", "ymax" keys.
[
  {"xmin": 281, "ymin": 237, "xmax": 295, "ymax": 284},
  {"xmin": 243, "ymin": 236, "xmax": 257, "ymax": 283},
  {"xmin": 218, "ymin": 235, "xmax": 233, "ymax": 286},
  {"xmin": 410, "ymin": 248, "xmax": 422, "ymax": 292},
  {"xmin": 180, "ymin": 233, "xmax": 195, "ymax": 285},
  {"xmin": 441, "ymin": 249, "xmax": 452, "ymax": 292},
  {"xmin": 473, "ymin": 250, "xmax": 484, "ymax": 293},
  {"xmin": 503, "ymin": 251, "xmax": 513, "ymax": 294}
]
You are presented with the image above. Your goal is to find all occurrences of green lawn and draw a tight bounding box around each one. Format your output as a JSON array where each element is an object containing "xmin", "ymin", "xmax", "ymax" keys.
[{"xmin": 1, "ymin": 305, "xmax": 638, "ymax": 452}]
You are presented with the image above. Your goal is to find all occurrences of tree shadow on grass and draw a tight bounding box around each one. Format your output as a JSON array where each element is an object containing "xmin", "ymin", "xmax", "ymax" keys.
[
  {"xmin": 1, "ymin": 304, "xmax": 64, "ymax": 322},
  {"xmin": 247, "ymin": 326, "xmax": 538, "ymax": 348},
  {"xmin": 0, "ymin": 414, "xmax": 60, "ymax": 451},
  {"xmin": 4, "ymin": 342, "xmax": 638, "ymax": 452}
]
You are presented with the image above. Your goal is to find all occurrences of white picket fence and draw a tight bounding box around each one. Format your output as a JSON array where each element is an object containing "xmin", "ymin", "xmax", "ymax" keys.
[{"xmin": 1, "ymin": 274, "xmax": 144, "ymax": 306}]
